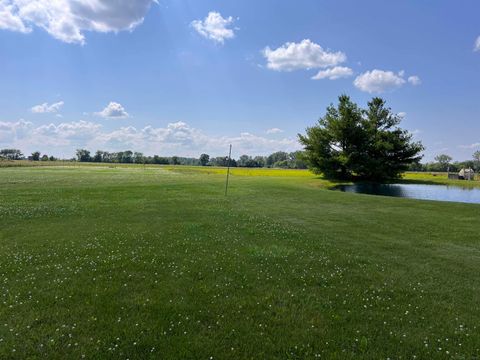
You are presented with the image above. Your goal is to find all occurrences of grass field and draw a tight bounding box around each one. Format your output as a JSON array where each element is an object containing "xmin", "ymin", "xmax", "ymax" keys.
[{"xmin": 1, "ymin": 164, "xmax": 480, "ymax": 359}]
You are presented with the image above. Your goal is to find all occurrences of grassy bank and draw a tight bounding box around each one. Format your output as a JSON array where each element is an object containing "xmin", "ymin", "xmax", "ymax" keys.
[{"xmin": 1, "ymin": 166, "xmax": 479, "ymax": 359}]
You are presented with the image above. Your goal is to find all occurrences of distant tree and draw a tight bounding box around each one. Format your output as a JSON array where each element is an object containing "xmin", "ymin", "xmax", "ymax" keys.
[
  {"xmin": 170, "ymin": 156, "xmax": 180, "ymax": 165},
  {"xmin": 289, "ymin": 151, "xmax": 307, "ymax": 169},
  {"xmin": 100, "ymin": 151, "xmax": 112, "ymax": 163},
  {"xmin": 152, "ymin": 155, "xmax": 169, "ymax": 165},
  {"xmin": 473, "ymin": 151, "xmax": 480, "ymax": 171},
  {"xmin": 408, "ymin": 162, "xmax": 425, "ymax": 172},
  {"xmin": 76, "ymin": 149, "xmax": 91, "ymax": 162},
  {"xmin": 31, "ymin": 151, "xmax": 41, "ymax": 161},
  {"xmin": 274, "ymin": 160, "xmax": 290, "ymax": 168},
  {"xmin": 93, "ymin": 150, "xmax": 103, "ymax": 163},
  {"xmin": 122, "ymin": 151, "xmax": 134, "ymax": 163},
  {"xmin": 237, "ymin": 155, "xmax": 250, "ymax": 167},
  {"xmin": 267, "ymin": 151, "xmax": 288, "ymax": 167},
  {"xmin": 199, "ymin": 153, "xmax": 210, "ymax": 166},
  {"xmin": 211, "ymin": 156, "xmax": 229, "ymax": 167},
  {"xmin": 134, "ymin": 152, "xmax": 145, "ymax": 164},
  {"xmin": 0, "ymin": 149, "xmax": 24, "ymax": 160},
  {"xmin": 299, "ymin": 95, "xmax": 424, "ymax": 180},
  {"xmin": 457, "ymin": 160, "xmax": 475, "ymax": 170},
  {"xmin": 253, "ymin": 156, "xmax": 266, "ymax": 168},
  {"xmin": 49, "ymin": 155, "xmax": 56, "ymax": 161},
  {"xmin": 434, "ymin": 154, "xmax": 453, "ymax": 172},
  {"xmin": 41, "ymin": 154, "xmax": 49, "ymax": 161}
]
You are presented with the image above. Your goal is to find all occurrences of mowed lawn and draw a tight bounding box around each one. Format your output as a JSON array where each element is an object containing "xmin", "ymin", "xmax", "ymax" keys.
[{"xmin": 1, "ymin": 166, "xmax": 479, "ymax": 359}]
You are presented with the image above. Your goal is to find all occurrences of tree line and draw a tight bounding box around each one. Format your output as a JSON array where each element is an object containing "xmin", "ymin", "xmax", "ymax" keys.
[
  {"xmin": 74, "ymin": 149, "xmax": 308, "ymax": 169},
  {"xmin": 0, "ymin": 148, "xmax": 308, "ymax": 169},
  {"xmin": 409, "ymin": 152, "xmax": 480, "ymax": 173}
]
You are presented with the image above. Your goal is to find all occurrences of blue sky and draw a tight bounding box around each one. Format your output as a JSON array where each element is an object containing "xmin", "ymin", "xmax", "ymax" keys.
[{"xmin": 0, "ymin": 0, "xmax": 479, "ymax": 160}]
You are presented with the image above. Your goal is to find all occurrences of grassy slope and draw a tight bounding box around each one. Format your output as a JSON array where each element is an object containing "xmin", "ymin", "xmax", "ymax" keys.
[{"xmin": 0, "ymin": 166, "xmax": 479, "ymax": 359}]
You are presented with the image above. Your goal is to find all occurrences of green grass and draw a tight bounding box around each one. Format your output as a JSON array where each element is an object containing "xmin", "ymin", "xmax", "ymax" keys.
[{"xmin": 1, "ymin": 165, "xmax": 479, "ymax": 359}]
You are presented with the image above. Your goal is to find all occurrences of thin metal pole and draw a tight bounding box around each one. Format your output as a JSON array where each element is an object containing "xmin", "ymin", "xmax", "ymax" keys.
[{"xmin": 225, "ymin": 144, "xmax": 232, "ymax": 196}]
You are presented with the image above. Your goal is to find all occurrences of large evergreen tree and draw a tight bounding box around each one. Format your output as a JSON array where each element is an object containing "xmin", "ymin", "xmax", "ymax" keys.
[{"xmin": 298, "ymin": 95, "xmax": 424, "ymax": 181}]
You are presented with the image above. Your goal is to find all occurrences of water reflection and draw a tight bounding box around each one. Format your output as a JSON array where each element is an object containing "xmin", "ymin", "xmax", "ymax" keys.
[{"xmin": 334, "ymin": 183, "xmax": 480, "ymax": 204}]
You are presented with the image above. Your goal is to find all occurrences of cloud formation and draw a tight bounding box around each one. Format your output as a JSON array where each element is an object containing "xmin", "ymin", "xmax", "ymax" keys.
[
  {"xmin": 96, "ymin": 102, "xmax": 129, "ymax": 119},
  {"xmin": 263, "ymin": 39, "xmax": 346, "ymax": 72},
  {"xmin": 31, "ymin": 101, "xmax": 64, "ymax": 113},
  {"xmin": 407, "ymin": 75, "xmax": 421, "ymax": 86},
  {"xmin": 191, "ymin": 11, "xmax": 236, "ymax": 44},
  {"xmin": 0, "ymin": 119, "xmax": 300, "ymax": 157},
  {"xmin": 459, "ymin": 142, "xmax": 480, "ymax": 150},
  {"xmin": 312, "ymin": 66, "xmax": 353, "ymax": 80},
  {"xmin": 353, "ymin": 69, "xmax": 420, "ymax": 93},
  {"xmin": 0, "ymin": 0, "xmax": 155, "ymax": 44},
  {"xmin": 266, "ymin": 128, "xmax": 284, "ymax": 134},
  {"xmin": 475, "ymin": 36, "xmax": 480, "ymax": 52}
]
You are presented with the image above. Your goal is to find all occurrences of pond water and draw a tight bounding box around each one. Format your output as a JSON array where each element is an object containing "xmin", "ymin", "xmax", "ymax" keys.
[{"xmin": 334, "ymin": 183, "xmax": 480, "ymax": 204}]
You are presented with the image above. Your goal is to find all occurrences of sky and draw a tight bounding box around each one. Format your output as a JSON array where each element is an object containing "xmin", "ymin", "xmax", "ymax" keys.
[{"xmin": 0, "ymin": 0, "xmax": 479, "ymax": 161}]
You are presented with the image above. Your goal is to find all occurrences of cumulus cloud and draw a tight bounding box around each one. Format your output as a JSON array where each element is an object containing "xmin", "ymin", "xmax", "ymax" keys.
[
  {"xmin": 0, "ymin": 119, "xmax": 300, "ymax": 156},
  {"xmin": 354, "ymin": 69, "xmax": 420, "ymax": 93},
  {"xmin": 266, "ymin": 128, "xmax": 284, "ymax": 134},
  {"xmin": 263, "ymin": 39, "xmax": 346, "ymax": 72},
  {"xmin": 474, "ymin": 36, "xmax": 480, "ymax": 52},
  {"xmin": 96, "ymin": 102, "xmax": 129, "ymax": 119},
  {"xmin": 0, "ymin": 0, "xmax": 155, "ymax": 44},
  {"xmin": 0, "ymin": 119, "xmax": 33, "ymax": 143},
  {"xmin": 312, "ymin": 66, "xmax": 353, "ymax": 80},
  {"xmin": 31, "ymin": 101, "xmax": 64, "ymax": 113},
  {"xmin": 407, "ymin": 75, "xmax": 421, "ymax": 86},
  {"xmin": 397, "ymin": 112, "xmax": 407, "ymax": 118},
  {"xmin": 0, "ymin": 1, "xmax": 31, "ymax": 33},
  {"xmin": 191, "ymin": 11, "xmax": 236, "ymax": 44}
]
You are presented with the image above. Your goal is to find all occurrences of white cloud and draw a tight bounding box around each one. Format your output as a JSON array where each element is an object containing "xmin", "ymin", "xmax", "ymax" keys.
[
  {"xmin": 95, "ymin": 102, "xmax": 129, "ymax": 119},
  {"xmin": 397, "ymin": 112, "xmax": 407, "ymax": 118},
  {"xmin": 354, "ymin": 69, "xmax": 421, "ymax": 93},
  {"xmin": 266, "ymin": 128, "xmax": 284, "ymax": 134},
  {"xmin": 31, "ymin": 101, "xmax": 64, "ymax": 113},
  {"xmin": 312, "ymin": 66, "xmax": 353, "ymax": 80},
  {"xmin": 191, "ymin": 11, "xmax": 236, "ymax": 44},
  {"xmin": 0, "ymin": 119, "xmax": 300, "ymax": 157},
  {"xmin": 0, "ymin": 1, "xmax": 31, "ymax": 33},
  {"xmin": 0, "ymin": 0, "xmax": 155, "ymax": 44},
  {"xmin": 474, "ymin": 36, "xmax": 480, "ymax": 52},
  {"xmin": 0, "ymin": 119, "xmax": 33, "ymax": 143},
  {"xmin": 407, "ymin": 75, "xmax": 421, "ymax": 86},
  {"xmin": 459, "ymin": 143, "xmax": 480, "ymax": 149},
  {"xmin": 263, "ymin": 39, "xmax": 346, "ymax": 72}
]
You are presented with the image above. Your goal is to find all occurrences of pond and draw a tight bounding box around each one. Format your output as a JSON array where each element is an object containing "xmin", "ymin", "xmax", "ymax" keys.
[{"xmin": 334, "ymin": 183, "xmax": 480, "ymax": 204}]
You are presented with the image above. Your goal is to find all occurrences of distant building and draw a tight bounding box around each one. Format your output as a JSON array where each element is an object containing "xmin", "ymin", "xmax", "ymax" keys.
[
  {"xmin": 459, "ymin": 168, "xmax": 475, "ymax": 180},
  {"xmin": 447, "ymin": 168, "xmax": 475, "ymax": 180}
]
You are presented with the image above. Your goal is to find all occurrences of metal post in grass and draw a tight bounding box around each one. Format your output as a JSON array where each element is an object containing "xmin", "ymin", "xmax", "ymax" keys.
[{"xmin": 225, "ymin": 144, "xmax": 232, "ymax": 196}]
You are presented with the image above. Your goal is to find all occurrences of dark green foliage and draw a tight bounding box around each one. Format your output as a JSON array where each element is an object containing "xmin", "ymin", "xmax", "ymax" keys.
[
  {"xmin": 299, "ymin": 95, "xmax": 424, "ymax": 180},
  {"xmin": 209, "ymin": 156, "xmax": 230, "ymax": 167},
  {"xmin": 93, "ymin": 150, "xmax": 103, "ymax": 163},
  {"xmin": 133, "ymin": 152, "xmax": 145, "ymax": 164},
  {"xmin": 0, "ymin": 148, "xmax": 23, "ymax": 160},
  {"xmin": 238, "ymin": 154, "xmax": 263, "ymax": 167},
  {"xmin": 434, "ymin": 154, "xmax": 452, "ymax": 171},
  {"xmin": 199, "ymin": 153, "xmax": 210, "ymax": 166},
  {"xmin": 76, "ymin": 149, "xmax": 91, "ymax": 162},
  {"xmin": 267, "ymin": 151, "xmax": 288, "ymax": 167},
  {"xmin": 31, "ymin": 151, "xmax": 40, "ymax": 161}
]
